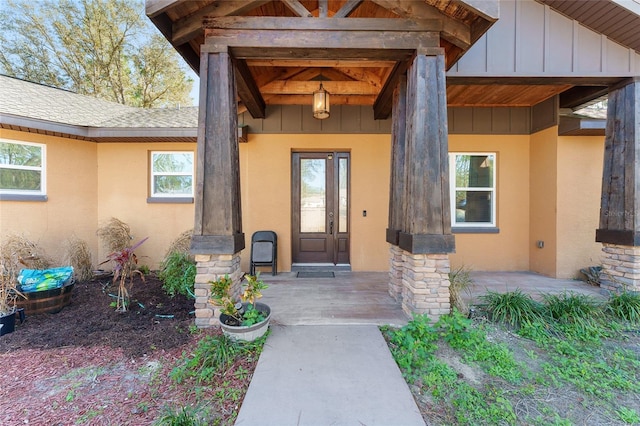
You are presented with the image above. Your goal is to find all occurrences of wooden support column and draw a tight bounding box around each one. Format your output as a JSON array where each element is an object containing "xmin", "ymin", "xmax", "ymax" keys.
[
  {"xmin": 398, "ymin": 52, "xmax": 455, "ymax": 254},
  {"xmin": 387, "ymin": 75, "xmax": 407, "ymax": 301},
  {"xmin": 191, "ymin": 49, "xmax": 245, "ymax": 254},
  {"xmin": 395, "ymin": 50, "xmax": 454, "ymax": 320},
  {"xmin": 596, "ymin": 78, "xmax": 640, "ymax": 292},
  {"xmin": 387, "ymin": 75, "xmax": 407, "ymax": 246}
]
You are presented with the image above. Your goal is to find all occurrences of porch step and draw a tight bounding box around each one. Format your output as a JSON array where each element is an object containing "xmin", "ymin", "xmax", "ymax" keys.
[{"xmin": 291, "ymin": 263, "xmax": 352, "ymax": 272}]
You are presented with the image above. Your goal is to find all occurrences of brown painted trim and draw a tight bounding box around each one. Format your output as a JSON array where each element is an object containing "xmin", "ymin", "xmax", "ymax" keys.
[
  {"xmin": 146, "ymin": 197, "xmax": 194, "ymax": 204},
  {"xmin": 0, "ymin": 194, "xmax": 48, "ymax": 202},
  {"xmin": 452, "ymin": 227, "xmax": 499, "ymax": 234},
  {"xmin": 398, "ymin": 232, "xmax": 455, "ymax": 254},
  {"xmin": 596, "ymin": 230, "xmax": 640, "ymax": 247},
  {"xmin": 190, "ymin": 234, "xmax": 246, "ymax": 254}
]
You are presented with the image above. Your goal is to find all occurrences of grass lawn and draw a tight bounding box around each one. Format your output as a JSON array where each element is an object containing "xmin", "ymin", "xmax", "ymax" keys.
[{"xmin": 382, "ymin": 290, "xmax": 640, "ymax": 425}]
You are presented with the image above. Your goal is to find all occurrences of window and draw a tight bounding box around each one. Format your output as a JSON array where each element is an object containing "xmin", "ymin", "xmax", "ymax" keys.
[
  {"xmin": 150, "ymin": 151, "xmax": 194, "ymax": 198},
  {"xmin": 449, "ymin": 153, "xmax": 496, "ymax": 228},
  {"xmin": 0, "ymin": 139, "xmax": 46, "ymax": 196}
]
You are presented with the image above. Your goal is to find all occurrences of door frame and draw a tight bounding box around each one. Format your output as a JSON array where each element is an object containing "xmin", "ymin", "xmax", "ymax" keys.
[{"xmin": 291, "ymin": 150, "xmax": 351, "ymax": 266}]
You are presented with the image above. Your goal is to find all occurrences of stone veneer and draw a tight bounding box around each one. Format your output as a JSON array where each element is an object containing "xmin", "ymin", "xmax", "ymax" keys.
[
  {"xmin": 399, "ymin": 252, "xmax": 451, "ymax": 319},
  {"xmin": 599, "ymin": 243, "xmax": 640, "ymax": 293},
  {"xmin": 193, "ymin": 253, "xmax": 242, "ymax": 328},
  {"xmin": 388, "ymin": 245, "xmax": 404, "ymax": 302}
]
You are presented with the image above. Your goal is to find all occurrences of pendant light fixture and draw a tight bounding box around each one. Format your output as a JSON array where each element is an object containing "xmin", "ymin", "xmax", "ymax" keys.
[{"xmin": 313, "ymin": 81, "xmax": 330, "ymax": 120}]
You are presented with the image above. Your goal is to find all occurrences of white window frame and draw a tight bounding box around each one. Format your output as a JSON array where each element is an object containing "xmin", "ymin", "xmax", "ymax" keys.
[
  {"xmin": 449, "ymin": 152, "xmax": 496, "ymax": 228},
  {"xmin": 150, "ymin": 151, "xmax": 195, "ymax": 198},
  {"xmin": 0, "ymin": 139, "xmax": 46, "ymax": 196}
]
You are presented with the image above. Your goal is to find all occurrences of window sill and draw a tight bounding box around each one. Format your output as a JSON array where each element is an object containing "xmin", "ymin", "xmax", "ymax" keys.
[
  {"xmin": 452, "ymin": 227, "xmax": 499, "ymax": 234},
  {"xmin": 147, "ymin": 197, "xmax": 194, "ymax": 204},
  {"xmin": 0, "ymin": 194, "xmax": 48, "ymax": 202}
]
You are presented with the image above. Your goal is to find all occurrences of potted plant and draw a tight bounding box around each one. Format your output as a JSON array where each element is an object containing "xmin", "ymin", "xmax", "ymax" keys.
[
  {"xmin": 0, "ymin": 263, "xmax": 25, "ymax": 336},
  {"xmin": 210, "ymin": 273, "xmax": 270, "ymax": 342}
]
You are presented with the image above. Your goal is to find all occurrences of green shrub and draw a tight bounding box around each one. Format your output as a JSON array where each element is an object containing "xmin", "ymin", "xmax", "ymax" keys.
[
  {"xmin": 154, "ymin": 405, "xmax": 210, "ymax": 426},
  {"xmin": 542, "ymin": 292, "xmax": 604, "ymax": 338},
  {"xmin": 606, "ymin": 291, "xmax": 640, "ymax": 324},
  {"xmin": 159, "ymin": 251, "xmax": 196, "ymax": 298},
  {"xmin": 480, "ymin": 289, "xmax": 544, "ymax": 330}
]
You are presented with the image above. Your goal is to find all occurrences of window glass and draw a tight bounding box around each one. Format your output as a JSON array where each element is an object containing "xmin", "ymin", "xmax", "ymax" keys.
[
  {"xmin": 0, "ymin": 140, "xmax": 45, "ymax": 194},
  {"xmin": 450, "ymin": 153, "xmax": 496, "ymax": 226},
  {"xmin": 300, "ymin": 158, "xmax": 326, "ymax": 233},
  {"xmin": 151, "ymin": 151, "xmax": 194, "ymax": 197}
]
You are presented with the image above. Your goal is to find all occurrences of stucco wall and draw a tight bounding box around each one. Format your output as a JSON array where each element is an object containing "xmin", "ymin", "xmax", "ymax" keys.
[
  {"xmin": 448, "ymin": 135, "xmax": 531, "ymax": 271},
  {"xmin": 0, "ymin": 129, "xmax": 99, "ymax": 266},
  {"xmin": 556, "ymin": 136, "xmax": 604, "ymax": 279},
  {"xmin": 96, "ymin": 143, "xmax": 195, "ymax": 269},
  {"xmin": 529, "ymin": 127, "xmax": 559, "ymax": 276},
  {"xmin": 239, "ymin": 133, "xmax": 391, "ymax": 272}
]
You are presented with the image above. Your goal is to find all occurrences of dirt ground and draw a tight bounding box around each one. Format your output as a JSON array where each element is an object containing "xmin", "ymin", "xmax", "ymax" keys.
[{"xmin": 0, "ymin": 273, "xmax": 215, "ymax": 425}]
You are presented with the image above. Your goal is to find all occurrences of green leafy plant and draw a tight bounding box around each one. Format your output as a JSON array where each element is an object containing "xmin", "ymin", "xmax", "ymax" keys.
[
  {"xmin": 209, "ymin": 273, "xmax": 268, "ymax": 326},
  {"xmin": 606, "ymin": 291, "xmax": 640, "ymax": 324},
  {"xmin": 100, "ymin": 237, "xmax": 148, "ymax": 312},
  {"xmin": 154, "ymin": 405, "xmax": 210, "ymax": 426},
  {"xmin": 480, "ymin": 289, "xmax": 544, "ymax": 330},
  {"xmin": 159, "ymin": 251, "xmax": 196, "ymax": 298}
]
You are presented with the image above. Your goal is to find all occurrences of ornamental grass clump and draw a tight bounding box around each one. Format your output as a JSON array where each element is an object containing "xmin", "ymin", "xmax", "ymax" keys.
[
  {"xmin": 96, "ymin": 217, "xmax": 133, "ymax": 253},
  {"xmin": 605, "ymin": 291, "xmax": 640, "ymax": 324},
  {"xmin": 159, "ymin": 230, "xmax": 196, "ymax": 298},
  {"xmin": 64, "ymin": 236, "xmax": 93, "ymax": 282},
  {"xmin": 480, "ymin": 289, "xmax": 544, "ymax": 330},
  {"xmin": 541, "ymin": 291, "xmax": 603, "ymax": 332}
]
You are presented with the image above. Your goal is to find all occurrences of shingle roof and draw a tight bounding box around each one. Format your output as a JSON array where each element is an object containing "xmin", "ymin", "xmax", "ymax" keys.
[{"xmin": 0, "ymin": 75, "xmax": 198, "ymax": 129}]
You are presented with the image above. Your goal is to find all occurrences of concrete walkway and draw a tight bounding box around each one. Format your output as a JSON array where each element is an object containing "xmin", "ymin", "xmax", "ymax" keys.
[{"xmin": 235, "ymin": 324, "xmax": 425, "ymax": 426}]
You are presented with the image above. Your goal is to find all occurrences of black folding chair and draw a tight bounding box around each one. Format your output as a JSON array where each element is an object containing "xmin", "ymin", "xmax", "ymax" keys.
[{"xmin": 250, "ymin": 231, "xmax": 277, "ymax": 276}]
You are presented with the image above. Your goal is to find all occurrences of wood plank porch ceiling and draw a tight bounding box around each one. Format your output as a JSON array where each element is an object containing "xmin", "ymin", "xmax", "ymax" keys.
[{"xmin": 146, "ymin": 0, "xmax": 580, "ymax": 116}]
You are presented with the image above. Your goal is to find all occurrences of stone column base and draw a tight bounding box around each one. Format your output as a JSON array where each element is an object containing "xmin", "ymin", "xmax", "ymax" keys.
[
  {"xmin": 388, "ymin": 245, "xmax": 404, "ymax": 302},
  {"xmin": 193, "ymin": 253, "xmax": 242, "ymax": 328},
  {"xmin": 600, "ymin": 243, "xmax": 640, "ymax": 293},
  {"xmin": 401, "ymin": 253, "xmax": 451, "ymax": 321}
]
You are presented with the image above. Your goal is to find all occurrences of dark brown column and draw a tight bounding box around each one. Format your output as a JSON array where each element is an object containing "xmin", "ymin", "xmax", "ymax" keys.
[
  {"xmin": 386, "ymin": 75, "xmax": 407, "ymax": 246},
  {"xmin": 191, "ymin": 49, "xmax": 245, "ymax": 254},
  {"xmin": 398, "ymin": 52, "xmax": 455, "ymax": 254},
  {"xmin": 596, "ymin": 78, "xmax": 640, "ymax": 247},
  {"xmin": 596, "ymin": 78, "xmax": 640, "ymax": 293}
]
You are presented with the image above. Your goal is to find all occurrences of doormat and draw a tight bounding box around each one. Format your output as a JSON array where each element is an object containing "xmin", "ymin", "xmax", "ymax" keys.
[{"xmin": 296, "ymin": 271, "xmax": 335, "ymax": 278}]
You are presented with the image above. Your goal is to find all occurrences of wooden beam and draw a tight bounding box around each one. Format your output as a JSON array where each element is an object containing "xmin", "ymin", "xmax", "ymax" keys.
[
  {"xmin": 318, "ymin": 0, "xmax": 328, "ymax": 17},
  {"xmin": 333, "ymin": 0, "xmax": 364, "ymax": 18},
  {"xmin": 246, "ymin": 59, "xmax": 396, "ymax": 68},
  {"xmin": 454, "ymin": 0, "xmax": 499, "ymax": 21},
  {"xmin": 262, "ymin": 94, "xmax": 376, "ymax": 105},
  {"xmin": 260, "ymin": 80, "xmax": 378, "ymax": 95},
  {"xmin": 145, "ymin": 0, "xmax": 186, "ymax": 18},
  {"xmin": 371, "ymin": 0, "xmax": 471, "ymax": 49},
  {"xmin": 282, "ymin": 0, "xmax": 313, "ymax": 17},
  {"xmin": 204, "ymin": 16, "xmax": 443, "ymax": 32},
  {"xmin": 234, "ymin": 59, "xmax": 266, "ymax": 119},
  {"xmin": 386, "ymin": 74, "xmax": 407, "ymax": 245},
  {"xmin": 172, "ymin": 0, "xmax": 270, "ymax": 46},
  {"xmin": 335, "ymin": 67, "xmax": 385, "ymax": 88},
  {"xmin": 374, "ymin": 58, "xmax": 413, "ymax": 120}
]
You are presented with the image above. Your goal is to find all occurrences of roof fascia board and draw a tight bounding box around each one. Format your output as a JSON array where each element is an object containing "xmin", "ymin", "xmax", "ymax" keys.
[{"xmin": 1, "ymin": 113, "xmax": 90, "ymax": 138}]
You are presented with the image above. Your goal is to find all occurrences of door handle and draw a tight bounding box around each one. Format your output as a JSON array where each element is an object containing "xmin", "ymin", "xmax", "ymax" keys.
[{"xmin": 329, "ymin": 212, "xmax": 334, "ymax": 234}]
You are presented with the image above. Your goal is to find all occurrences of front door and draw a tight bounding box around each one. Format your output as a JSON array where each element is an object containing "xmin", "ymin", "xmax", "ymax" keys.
[{"xmin": 292, "ymin": 152, "xmax": 350, "ymax": 265}]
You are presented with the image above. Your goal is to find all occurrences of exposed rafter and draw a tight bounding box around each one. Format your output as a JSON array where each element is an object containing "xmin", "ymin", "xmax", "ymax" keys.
[
  {"xmin": 172, "ymin": 0, "xmax": 270, "ymax": 46},
  {"xmin": 282, "ymin": 0, "xmax": 313, "ymax": 17},
  {"xmin": 333, "ymin": 0, "xmax": 364, "ymax": 18},
  {"xmin": 370, "ymin": 0, "xmax": 471, "ymax": 49},
  {"xmin": 234, "ymin": 59, "xmax": 266, "ymax": 118}
]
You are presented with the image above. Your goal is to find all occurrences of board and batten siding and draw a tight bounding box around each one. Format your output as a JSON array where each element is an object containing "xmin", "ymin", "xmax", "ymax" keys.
[
  {"xmin": 239, "ymin": 104, "xmax": 550, "ymax": 135},
  {"xmin": 448, "ymin": 0, "xmax": 640, "ymax": 77}
]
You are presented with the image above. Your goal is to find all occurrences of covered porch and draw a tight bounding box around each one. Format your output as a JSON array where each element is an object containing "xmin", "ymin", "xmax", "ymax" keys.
[{"xmin": 258, "ymin": 271, "xmax": 604, "ymax": 326}]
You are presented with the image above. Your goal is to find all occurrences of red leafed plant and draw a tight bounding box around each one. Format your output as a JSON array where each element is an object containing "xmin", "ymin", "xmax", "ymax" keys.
[{"xmin": 102, "ymin": 237, "xmax": 148, "ymax": 312}]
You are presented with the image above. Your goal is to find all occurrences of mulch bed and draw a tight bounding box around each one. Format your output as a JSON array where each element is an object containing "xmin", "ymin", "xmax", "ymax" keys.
[{"xmin": 0, "ymin": 273, "xmax": 209, "ymax": 425}]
